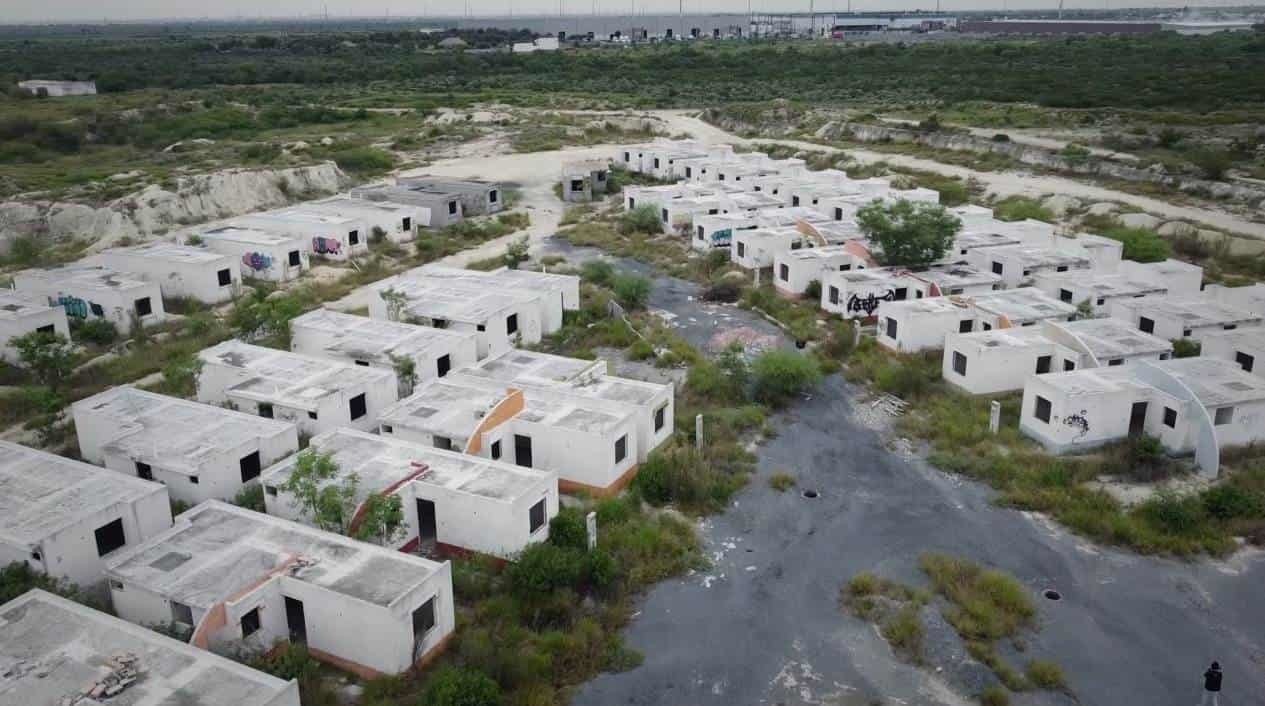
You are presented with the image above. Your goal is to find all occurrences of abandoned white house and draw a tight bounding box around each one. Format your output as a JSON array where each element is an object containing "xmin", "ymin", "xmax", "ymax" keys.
[
  {"xmin": 106, "ymin": 501, "xmax": 455, "ymax": 678},
  {"xmin": 0, "ymin": 440, "xmax": 171, "ymax": 588},
  {"xmin": 234, "ymin": 208, "xmax": 370, "ymax": 261},
  {"xmin": 73, "ymin": 387, "xmax": 300, "ymax": 505},
  {"xmin": 0, "ymin": 290, "xmax": 69, "ymax": 363},
  {"xmin": 16, "ymin": 79, "xmax": 97, "ymax": 96},
  {"xmin": 13, "ymin": 263, "xmax": 166, "ymax": 331},
  {"xmin": 967, "ymin": 244, "xmax": 1093, "ymax": 288},
  {"xmin": 773, "ymin": 245, "xmax": 871, "ymax": 297},
  {"xmin": 397, "ymin": 177, "xmax": 503, "ymax": 216},
  {"xmin": 289, "ymin": 308, "xmax": 478, "ymax": 387},
  {"xmin": 1033, "ymin": 271, "xmax": 1169, "ymax": 317},
  {"xmin": 942, "ymin": 318, "xmax": 1173, "ymax": 395},
  {"xmin": 196, "ymin": 340, "xmax": 398, "ymax": 436},
  {"xmin": 1019, "ymin": 357, "xmax": 1265, "ymax": 476},
  {"xmin": 379, "ymin": 373, "xmax": 643, "ymax": 496},
  {"xmin": 196, "ymin": 225, "xmax": 310, "ymax": 282},
  {"xmin": 262, "ymin": 428, "xmax": 558, "ymax": 559},
  {"xmin": 1201, "ymin": 327, "xmax": 1265, "ymax": 379},
  {"xmin": 876, "ymin": 287, "xmax": 1077, "ymax": 352},
  {"xmin": 1110, "ymin": 295, "xmax": 1262, "ymax": 343},
  {"xmin": 0, "ymin": 590, "xmax": 300, "ymax": 706},
  {"xmin": 304, "ymin": 197, "xmax": 424, "ymax": 244},
  {"xmin": 94, "ymin": 242, "xmax": 241, "ymax": 304}
]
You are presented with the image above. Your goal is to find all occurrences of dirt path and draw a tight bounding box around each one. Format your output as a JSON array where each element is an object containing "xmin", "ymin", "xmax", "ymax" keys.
[
  {"xmin": 654, "ymin": 110, "xmax": 1265, "ymax": 240},
  {"xmin": 876, "ymin": 116, "xmax": 1139, "ymax": 162}
]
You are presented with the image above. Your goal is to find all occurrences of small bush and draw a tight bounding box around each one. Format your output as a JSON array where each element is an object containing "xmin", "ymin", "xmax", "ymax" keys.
[
  {"xmin": 612, "ymin": 274, "xmax": 651, "ymax": 310},
  {"xmin": 979, "ymin": 685, "xmax": 1010, "ymax": 706},
  {"xmin": 325, "ymin": 146, "xmax": 394, "ymax": 174},
  {"xmin": 1189, "ymin": 148, "xmax": 1233, "ymax": 180},
  {"xmin": 882, "ymin": 606, "xmax": 925, "ymax": 661},
  {"xmin": 632, "ymin": 442, "xmax": 744, "ymax": 513},
  {"xmin": 919, "ymin": 553, "xmax": 1035, "ymax": 641},
  {"xmin": 580, "ymin": 260, "xmax": 615, "ymax": 286},
  {"xmin": 1026, "ymin": 659, "xmax": 1067, "ymax": 689},
  {"xmin": 548, "ymin": 507, "xmax": 589, "ymax": 551},
  {"xmin": 991, "ymin": 133, "xmax": 1011, "ymax": 143},
  {"xmin": 508, "ymin": 543, "xmax": 586, "ymax": 600},
  {"xmin": 72, "ymin": 318, "xmax": 118, "ymax": 345},
  {"xmin": 993, "ymin": 196, "xmax": 1055, "ymax": 223},
  {"xmin": 233, "ymin": 484, "xmax": 265, "ymax": 512},
  {"xmin": 701, "ymin": 279, "xmax": 743, "ymax": 303},
  {"xmin": 803, "ymin": 279, "xmax": 822, "ymax": 301},
  {"xmin": 1172, "ymin": 338, "xmax": 1201, "ymax": 358},
  {"xmin": 618, "ymin": 205, "xmax": 662, "ymax": 235},
  {"xmin": 769, "ymin": 472, "xmax": 795, "ymax": 492},
  {"xmin": 421, "ymin": 666, "xmax": 501, "ymax": 706},
  {"xmin": 1202, "ymin": 484, "xmax": 1262, "ymax": 521},
  {"xmin": 750, "ymin": 350, "xmax": 822, "ymax": 407},
  {"xmin": 626, "ymin": 339, "xmax": 655, "ymax": 361},
  {"xmin": 1102, "ymin": 226, "xmax": 1170, "ymax": 263}
]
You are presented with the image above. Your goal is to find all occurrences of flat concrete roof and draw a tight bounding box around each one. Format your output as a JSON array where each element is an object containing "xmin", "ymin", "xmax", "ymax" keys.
[
  {"xmin": 782, "ymin": 245, "xmax": 857, "ymax": 262},
  {"xmin": 0, "ymin": 440, "xmax": 163, "ymax": 548},
  {"xmin": 371, "ymin": 276, "xmax": 530, "ymax": 324},
  {"xmin": 911, "ymin": 264, "xmax": 1001, "ymax": 289},
  {"xmin": 1036, "ymin": 271, "xmax": 1167, "ymax": 299},
  {"xmin": 0, "ymin": 291, "xmax": 57, "ymax": 321},
  {"xmin": 982, "ymin": 245, "xmax": 1092, "ymax": 269},
  {"xmin": 974, "ymin": 288, "xmax": 1078, "ymax": 324},
  {"xmin": 200, "ymin": 225, "xmax": 302, "ymax": 247},
  {"xmin": 292, "ymin": 309, "xmax": 476, "ymax": 363},
  {"xmin": 1161, "ymin": 357, "xmax": 1265, "ymax": 407},
  {"xmin": 954, "ymin": 230, "xmax": 1024, "ymax": 251},
  {"xmin": 885, "ymin": 296, "xmax": 973, "ymax": 317},
  {"xmin": 244, "ymin": 208, "xmax": 357, "ymax": 227},
  {"xmin": 307, "ymin": 197, "xmax": 416, "ymax": 217},
  {"xmin": 464, "ymin": 349, "xmax": 604, "ymax": 386},
  {"xmin": 419, "ymin": 265, "xmax": 578, "ymax": 298},
  {"xmin": 107, "ymin": 502, "xmax": 444, "ymax": 610},
  {"xmin": 956, "ymin": 325, "xmax": 1056, "ymax": 351},
  {"xmin": 355, "ymin": 184, "xmax": 458, "ymax": 200},
  {"xmin": 73, "ymin": 387, "xmax": 295, "ymax": 477},
  {"xmin": 1116, "ymin": 295, "xmax": 1262, "ymax": 329},
  {"xmin": 1055, "ymin": 318, "xmax": 1173, "ymax": 360},
  {"xmin": 262, "ymin": 428, "xmax": 550, "ymax": 505},
  {"xmin": 15, "ymin": 264, "xmax": 153, "ymax": 295},
  {"xmin": 0, "ymin": 590, "xmax": 295, "ymax": 706},
  {"xmin": 101, "ymin": 242, "xmax": 230, "ymax": 266},
  {"xmin": 1201, "ymin": 327, "xmax": 1265, "ymax": 352},
  {"xmin": 199, "ymin": 340, "xmax": 393, "ymax": 412}
]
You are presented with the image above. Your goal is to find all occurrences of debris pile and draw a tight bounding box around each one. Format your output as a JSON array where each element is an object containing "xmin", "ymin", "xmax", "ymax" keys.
[
  {"xmin": 63, "ymin": 652, "xmax": 141, "ymax": 705},
  {"xmin": 708, "ymin": 327, "xmax": 781, "ymax": 356}
]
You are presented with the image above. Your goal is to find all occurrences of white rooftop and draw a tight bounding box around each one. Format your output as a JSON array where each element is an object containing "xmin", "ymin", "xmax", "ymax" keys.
[
  {"xmin": 106, "ymin": 501, "xmax": 445, "ymax": 610},
  {"xmin": 73, "ymin": 387, "xmax": 295, "ymax": 477},
  {"xmin": 1036, "ymin": 270, "xmax": 1167, "ymax": 299},
  {"xmin": 99, "ymin": 242, "xmax": 230, "ymax": 265},
  {"xmin": 983, "ymin": 244, "xmax": 1092, "ymax": 269},
  {"xmin": 0, "ymin": 291, "xmax": 58, "ymax": 321},
  {"xmin": 910, "ymin": 263, "xmax": 1001, "ymax": 291},
  {"xmin": 973, "ymin": 288, "xmax": 1078, "ymax": 324},
  {"xmin": 199, "ymin": 225, "xmax": 301, "ymax": 247},
  {"xmin": 15, "ymin": 264, "xmax": 153, "ymax": 295},
  {"xmin": 1117, "ymin": 295, "xmax": 1261, "ymax": 329},
  {"xmin": 1201, "ymin": 327, "xmax": 1265, "ymax": 352},
  {"xmin": 244, "ymin": 207, "xmax": 358, "ymax": 226},
  {"xmin": 1055, "ymin": 318, "xmax": 1173, "ymax": 360},
  {"xmin": 0, "ymin": 440, "xmax": 163, "ymax": 548},
  {"xmin": 0, "ymin": 590, "xmax": 295, "ymax": 706},
  {"xmin": 262, "ymin": 428, "xmax": 550, "ymax": 505},
  {"xmin": 372, "ymin": 276, "xmax": 530, "ymax": 324},
  {"xmin": 199, "ymin": 340, "xmax": 394, "ymax": 412},
  {"xmin": 291, "ymin": 309, "xmax": 477, "ymax": 363},
  {"xmin": 466, "ymin": 350, "xmax": 667, "ymax": 407}
]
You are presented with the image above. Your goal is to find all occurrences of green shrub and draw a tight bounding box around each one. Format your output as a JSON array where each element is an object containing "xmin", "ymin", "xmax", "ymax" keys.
[
  {"xmin": 548, "ymin": 507, "xmax": 589, "ymax": 551},
  {"xmin": 626, "ymin": 339, "xmax": 655, "ymax": 360},
  {"xmin": 325, "ymin": 146, "xmax": 394, "ymax": 174},
  {"xmin": 1202, "ymin": 484, "xmax": 1262, "ymax": 521},
  {"xmin": 769, "ymin": 472, "xmax": 796, "ymax": 492},
  {"xmin": 979, "ymin": 685, "xmax": 1010, "ymax": 706},
  {"xmin": 72, "ymin": 318, "xmax": 118, "ymax": 345},
  {"xmin": 612, "ymin": 274, "xmax": 651, "ymax": 310},
  {"xmin": 919, "ymin": 553, "xmax": 1035, "ymax": 641},
  {"xmin": 632, "ymin": 442, "xmax": 744, "ymax": 513},
  {"xmin": 618, "ymin": 205, "xmax": 662, "ymax": 235},
  {"xmin": 881, "ymin": 605, "xmax": 925, "ymax": 661},
  {"xmin": 1026, "ymin": 659, "xmax": 1067, "ymax": 689},
  {"xmin": 250, "ymin": 642, "xmax": 320, "ymax": 682},
  {"xmin": 803, "ymin": 279, "xmax": 822, "ymax": 301},
  {"xmin": 508, "ymin": 543, "xmax": 586, "ymax": 600},
  {"xmin": 421, "ymin": 666, "xmax": 501, "ymax": 706},
  {"xmin": 701, "ymin": 279, "xmax": 743, "ymax": 303},
  {"xmin": 1172, "ymin": 338, "xmax": 1201, "ymax": 358},
  {"xmin": 1, "ymin": 561, "xmax": 83, "ymax": 604},
  {"xmin": 993, "ymin": 196, "xmax": 1055, "ymax": 223},
  {"xmin": 750, "ymin": 350, "xmax": 822, "ymax": 407},
  {"xmin": 1138, "ymin": 491, "xmax": 1206, "ymax": 535},
  {"xmin": 1102, "ymin": 226, "xmax": 1170, "ymax": 263},
  {"xmin": 580, "ymin": 259, "xmax": 615, "ymax": 286},
  {"xmin": 1189, "ymin": 148, "xmax": 1233, "ymax": 180},
  {"xmin": 233, "ymin": 484, "xmax": 266, "ymax": 512}
]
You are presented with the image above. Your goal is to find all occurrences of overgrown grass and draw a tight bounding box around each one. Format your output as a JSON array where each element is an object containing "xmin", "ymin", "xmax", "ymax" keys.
[
  {"xmin": 992, "ymin": 195, "xmax": 1055, "ymax": 223},
  {"xmin": 769, "ymin": 472, "xmax": 796, "ymax": 492},
  {"xmin": 840, "ymin": 572, "xmax": 931, "ymax": 663}
]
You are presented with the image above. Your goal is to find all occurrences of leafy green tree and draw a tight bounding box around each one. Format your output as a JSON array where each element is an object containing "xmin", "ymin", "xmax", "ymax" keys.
[
  {"xmin": 856, "ymin": 200, "xmax": 961, "ymax": 268},
  {"xmin": 281, "ymin": 449, "xmax": 404, "ymax": 545},
  {"xmin": 13, "ymin": 330, "xmax": 75, "ymax": 391},
  {"xmin": 1189, "ymin": 148, "xmax": 1233, "ymax": 180},
  {"xmin": 750, "ymin": 350, "xmax": 822, "ymax": 407},
  {"xmin": 421, "ymin": 666, "xmax": 501, "ymax": 706}
]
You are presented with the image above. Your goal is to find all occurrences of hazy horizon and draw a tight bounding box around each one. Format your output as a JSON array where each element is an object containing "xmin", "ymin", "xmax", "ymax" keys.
[{"xmin": 5, "ymin": 0, "xmax": 1264, "ymax": 25}]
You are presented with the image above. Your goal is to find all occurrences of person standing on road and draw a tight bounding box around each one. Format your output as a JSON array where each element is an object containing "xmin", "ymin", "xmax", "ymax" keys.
[{"xmin": 1201, "ymin": 661, "xmax": 1223, "ymax": 706}]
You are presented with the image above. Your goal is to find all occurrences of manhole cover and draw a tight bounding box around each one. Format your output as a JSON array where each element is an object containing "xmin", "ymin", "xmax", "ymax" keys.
[
  {"xmin": 1043, "ymin": 589, "xmax": 1061, "ymax": 601},
  {"xmin": 802, "ymin": 489, "xmax": 819, "ymax": 499}
]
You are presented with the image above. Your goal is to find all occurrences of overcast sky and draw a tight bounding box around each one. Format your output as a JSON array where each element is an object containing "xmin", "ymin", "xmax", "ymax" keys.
[{"xmin": 3, "ymin": 0, "xmax": 1260, "ymax": 23}]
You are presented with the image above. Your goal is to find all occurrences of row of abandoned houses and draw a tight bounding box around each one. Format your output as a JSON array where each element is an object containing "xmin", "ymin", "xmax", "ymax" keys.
[
  {"xmin": 617, "ymin": 138, "xmax": 1265, "ymax": 477},
  {"xmin": 0, "ymin": 263, "xmax": 674, "ymax": 686}
]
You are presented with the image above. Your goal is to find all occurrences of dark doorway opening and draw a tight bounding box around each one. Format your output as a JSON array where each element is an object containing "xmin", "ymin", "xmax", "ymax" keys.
[{"xmin": 285, "ymin": 596, "xmax": 307, "ymax": 643}]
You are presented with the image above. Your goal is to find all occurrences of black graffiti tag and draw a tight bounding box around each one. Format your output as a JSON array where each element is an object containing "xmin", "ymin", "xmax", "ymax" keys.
[
  {"xmin": 1062, "ymin": 409, "xmax": 1090, "ymax": 439},
  {"xmin": 846, "ymin": 290, "xmax": 896, "ymax": 316}
]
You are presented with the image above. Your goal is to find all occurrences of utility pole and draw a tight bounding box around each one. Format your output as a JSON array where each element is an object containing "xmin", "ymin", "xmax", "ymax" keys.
[{"xmin": 679, "ymin": 0, "xmax": 684, "ymax": 41}]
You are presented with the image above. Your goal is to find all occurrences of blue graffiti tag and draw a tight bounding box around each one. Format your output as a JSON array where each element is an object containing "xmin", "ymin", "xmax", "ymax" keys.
[
  {"xmin": 241, "ymin": 251, "xmax": 274, "ymax": 271},
  {"xmin": 711, "ymin": 228, "xmax": 733, "ymax": 247},
  {"xmin": 312, "ymin": 237, "xmax": 342, "ymax": 256},
  {"xmin": 54, "ymin": 295, "xmax": 89, "ymax": 318}
]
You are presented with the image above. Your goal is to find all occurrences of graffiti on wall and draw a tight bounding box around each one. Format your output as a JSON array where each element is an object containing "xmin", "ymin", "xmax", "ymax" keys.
[
  {"xmin": 710, "ymin": 228, "xmax": 733, "ymax": 248},
  {"xmin": 241, "ymin": 252, "xmax": 274, "ymax": 271},
  {"xmin": 1062, "ymin": 409, "xmax": 1090, "ymax": 439},
  {"xmin": 312, "ymin": 237, "xmax": 342, "ymax": 256},
  {"xmin": 53, "ymin": 295, "xmax": 89, "ymax": 318},
  {"xmin": 846, "ymin": 290, "xmax": 896, "ymax": 317}
]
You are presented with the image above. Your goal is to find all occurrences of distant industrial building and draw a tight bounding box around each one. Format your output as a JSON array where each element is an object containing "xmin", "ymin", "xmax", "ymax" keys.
[{"xmin": 960, "ymin": 19, "xmax": 1162, "ymax": 35}]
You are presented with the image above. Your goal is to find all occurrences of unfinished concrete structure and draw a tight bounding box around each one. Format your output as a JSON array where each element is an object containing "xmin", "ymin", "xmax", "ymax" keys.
[
  {"xmin": 106, "ymin": 502, "xmax": 454, "ymax": 677},
  {"xmin": 0, "ymin": 440, "xmax": 171, "ymax": 588},
  {"xmin": 1033, "ymin": 270, "xmax": 1169, "ymax": 317},
  {"xmin": 876, "ymin": 288, "xmax": 1078, "ymax": 353},
  {"xmin": 73, "ymin": 387, "xmax": 300, "ymax": 505},
  {"xmin": 94, "ymin": 242, "xmax": 241, "ymax": 305},
  {"xmin": 967, "ymin": 244, "xmax": 1093, "ymax": 288},
  {"xmin": 304, "ymin": 196, "xmax": 424, "ymax": 244},
  {"xmin": 234, "ymin": 208, "xmax": 369, "ymax": 262},
  {"xmin": 1020, "ymin": 357, "xmax": 1265, "ymax": 476},
  {"xmin": 397, "ymin": 177, "xmax": 503, "ymax": 216},
  {"xmin": 262, "ymin": 428, "xmax": 558, "ymax": 559},
  {"xmin": 943, "ymin": 318, "xmax": 1173, "ymax": 395},
  {"xmin": 196, "ymin": 340, "xmax": 398, "ymax": 437},
  {"xmin": 350, "ymin": 183, "xmax": 457, "ymax": 228},
  {"xmin": 0, "ymin": 590, "xmax": 300, "ymax": 706},
  {"xmin": 13, "ymin": 263, "xmax": 165, "ymax": 331},
  {"xmin": 0, "ymin": 290, "xmax": 69, "ymax": 363},
  {"xmin": 1201, "ymin": 328, "xmax": 1265, "ymax": 379},
  {"xmin": 290, "ymin": 308, "xmax": 478, "ymax": 388},
  {"xmin": 17, "ymin": 79, "xmax": 96, "ymax": 96},
  {"xmin": 562, "ymin": 160, "xmax": 609, "ymax": 202},
  {"xmin": 196, "ymin": 225, "xmax": 309, "ymax": 282},
  {"xmin": 773, "ymin": 245, "xmax": 871, "ymax": 297},
  {"xmin": 1110, "ymin": 294, "xmax": 1262, "ymax": 343}
]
